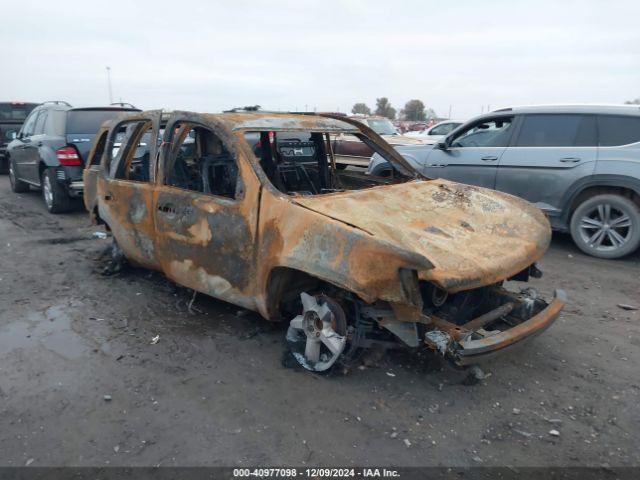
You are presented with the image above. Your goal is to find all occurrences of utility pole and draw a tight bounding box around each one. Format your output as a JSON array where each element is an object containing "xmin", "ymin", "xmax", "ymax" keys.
[{"xmin": 106, "ymin": 66, "xmax": 113, "ymax": 104}]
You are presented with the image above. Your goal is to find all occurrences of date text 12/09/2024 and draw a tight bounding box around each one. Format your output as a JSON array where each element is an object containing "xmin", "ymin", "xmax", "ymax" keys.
[{"xmin": 233, "ymin": 468, "xmax": 400, "ymax": 478}]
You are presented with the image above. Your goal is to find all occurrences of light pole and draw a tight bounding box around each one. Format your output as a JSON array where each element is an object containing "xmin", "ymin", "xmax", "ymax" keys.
[{"xmin": 106, "ymin": 66, "xmax": 113, "ymax": 104}]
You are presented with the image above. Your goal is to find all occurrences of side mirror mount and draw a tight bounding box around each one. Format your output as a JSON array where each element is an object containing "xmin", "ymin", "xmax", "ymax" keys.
[{"xmin": 436, "ymin": 141, "xmax": 448, "ymax": 150}]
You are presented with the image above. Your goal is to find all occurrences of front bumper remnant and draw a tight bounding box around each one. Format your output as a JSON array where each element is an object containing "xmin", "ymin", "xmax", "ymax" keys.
[
  {"xmin": 455, "ymin": 290, "xmax": 566, "ymax": 364},
  {"xmin": 425, "ymin": 290, "xmax": 566, "ymax": 366}
]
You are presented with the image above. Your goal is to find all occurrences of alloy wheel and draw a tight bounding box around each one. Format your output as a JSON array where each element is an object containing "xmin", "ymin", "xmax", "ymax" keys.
[
  {"xmin": 578, "ymin": 203, "xmax": 632, "ymax": 253},
  {"xmin": 286, "ymin": 292, "xmax": 347, "ymax": 372},
  {"xmin": 43, "ymin": 175, "xmax": 54, "ymax": 209}
]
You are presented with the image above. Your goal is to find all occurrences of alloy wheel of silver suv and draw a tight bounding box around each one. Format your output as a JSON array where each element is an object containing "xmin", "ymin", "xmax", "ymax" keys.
[{"xmin": 570, "ymin": 194, "xmax": 640, "ymax": 259}]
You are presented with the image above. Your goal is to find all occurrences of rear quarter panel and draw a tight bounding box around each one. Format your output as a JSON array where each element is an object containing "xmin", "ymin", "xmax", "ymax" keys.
[{"xmin": 595, "ymin": 143, "xmax": 640, "ymax": 180}]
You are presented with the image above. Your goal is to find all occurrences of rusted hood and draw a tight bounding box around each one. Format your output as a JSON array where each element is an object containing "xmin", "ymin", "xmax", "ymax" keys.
[{"xmin": 294, "ymin": 180, "xmax": 551, "ymax": 292}]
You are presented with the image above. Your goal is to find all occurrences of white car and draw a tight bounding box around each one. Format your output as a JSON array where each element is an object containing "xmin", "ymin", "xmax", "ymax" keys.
[{"xmin": 405, "ymin": 120, "xmax": 463, "ymax": 143}]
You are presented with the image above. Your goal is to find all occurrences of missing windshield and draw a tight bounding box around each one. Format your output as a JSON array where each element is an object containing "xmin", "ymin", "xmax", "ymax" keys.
[{"xmin": 243, "ymin": 130, "xmax": 404, "ymax": 196}]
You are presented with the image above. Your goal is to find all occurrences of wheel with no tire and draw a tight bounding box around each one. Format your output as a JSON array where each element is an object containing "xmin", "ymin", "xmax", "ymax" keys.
[
  {"xmin": 570, "ymin": 194, "xmax": 640, "ymax": 259},
  {"xmin": 9, "ymin": 159, "xmax": 29, "ymax": 193},
  {"xmin": 41, "ymin": 167, "xmax": 72, "ymax": 213},
  {"xmin": 286, "ymin": 292, "xmax": 348, "ymax": 372}
]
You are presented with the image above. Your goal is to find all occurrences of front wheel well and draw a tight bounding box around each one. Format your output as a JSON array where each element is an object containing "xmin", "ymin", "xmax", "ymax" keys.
[
  {"xmin": 265, "ymin": 267, "xmax": 348, "ymax": 321},
  {"xmin": 569, "ymin": 186, "xmax": 640, "ymax": 219}
]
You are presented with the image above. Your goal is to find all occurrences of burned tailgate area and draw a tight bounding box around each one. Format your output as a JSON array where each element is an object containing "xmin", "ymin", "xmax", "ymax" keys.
[{"xmin": 80, "ymin": 109, "xmax": 565, "ymax": 373}]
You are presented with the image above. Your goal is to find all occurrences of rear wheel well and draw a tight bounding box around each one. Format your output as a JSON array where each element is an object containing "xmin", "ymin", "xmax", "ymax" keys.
[
  {"xmin": 569, "ymin": 186, "xmax": 640, "ymax": 219},
  {"xmin": 38, "ymin": 161, "xmax": 47, "ymax": 181},
  {"xmin": 265, "ymin": 267, "xmax": 345, "ymax": 321}
]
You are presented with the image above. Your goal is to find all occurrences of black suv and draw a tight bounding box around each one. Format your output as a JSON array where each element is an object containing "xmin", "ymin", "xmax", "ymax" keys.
[
  {"xmin": 7, "ymin": 102, "xmax": 140, "ymax": 213},
  {"xmin": 0, "ymin": 102, "xmax": 38, "ymax": 173}
]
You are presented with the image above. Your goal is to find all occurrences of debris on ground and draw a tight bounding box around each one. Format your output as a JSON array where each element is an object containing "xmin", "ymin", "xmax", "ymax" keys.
[
  {"xmin": 549, "ymin": 429, "xmax": 560, "ymax": 437},
  {"xmin": 92, "ymin": 231, "xmax": 107, "ymax": 239},
  {"xmin": 150, "ymin": 335, "xmax": 160, "ymax": 345},
  {"xmin": 617, "ymin": 304, "xmax": 639, "ymax": 311},
  {"xmin": 386, "ymin": 372, "xmax": 396, "ymax": 377},
  {"xmin": 103, "ymin": 395, "xmax": 112, "ymax": 401},
  {"xmin": 462, "ymin": 365, "xmax": 489, "ymax": 385},
  {"xmin": 403, "ymin": 439, "xmax": 411, "ymax": 448}
]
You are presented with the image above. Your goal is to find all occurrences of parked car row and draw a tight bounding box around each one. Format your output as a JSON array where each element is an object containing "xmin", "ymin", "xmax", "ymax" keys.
[
  {"xmin": 3, "ymin": 101, "xmax": 639, "ymax": 260},
  {"xmin": 368, "ymin": 105, "xmax": 640, "ymax": 259}
]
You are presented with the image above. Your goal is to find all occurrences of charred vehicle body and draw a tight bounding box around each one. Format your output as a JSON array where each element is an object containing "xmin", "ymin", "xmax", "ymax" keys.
[{"xmin": 83, "ymin": 110, "xmax": 566, "ymax": 372}]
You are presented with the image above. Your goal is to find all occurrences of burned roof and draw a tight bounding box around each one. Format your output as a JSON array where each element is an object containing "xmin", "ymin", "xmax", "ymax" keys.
[{"xmin": 219, "ymin": 112, "xmax": 359, "ymax": 132}]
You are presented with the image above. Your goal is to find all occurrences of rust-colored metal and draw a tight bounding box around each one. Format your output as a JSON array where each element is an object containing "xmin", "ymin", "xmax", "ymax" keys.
[
  {"xmin": 462, "ymin": 302, "xmax": 515, "ymax": 332},
  {"xmin": 455, "ymin": 290, "xmax": 566, "ymax": 365},
  {"xmin": 83, "ymin": 109, "xmax": 563, "ymax": 364}
]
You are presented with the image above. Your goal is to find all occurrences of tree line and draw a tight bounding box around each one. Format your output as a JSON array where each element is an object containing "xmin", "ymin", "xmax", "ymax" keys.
[{"xmin": 351, "ymin": 98, "xmax": 437, "ymax": 121}]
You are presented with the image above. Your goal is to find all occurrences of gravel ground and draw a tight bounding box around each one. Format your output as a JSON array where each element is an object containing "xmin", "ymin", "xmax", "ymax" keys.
[{"xmin": 0, "ymin": 176, "xmax": 638, "ymax": 468}]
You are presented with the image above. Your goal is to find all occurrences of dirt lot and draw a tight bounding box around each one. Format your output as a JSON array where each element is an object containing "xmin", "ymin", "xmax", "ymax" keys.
[{"xmin": 0, "ymin": 176, "xmax": 638, "ymax": 468}]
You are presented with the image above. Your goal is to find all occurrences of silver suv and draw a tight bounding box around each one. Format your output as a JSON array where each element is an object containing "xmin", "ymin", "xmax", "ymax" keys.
[{"xmin": 368, "ymin": 105, "xmax": 640, "ymax": 259}]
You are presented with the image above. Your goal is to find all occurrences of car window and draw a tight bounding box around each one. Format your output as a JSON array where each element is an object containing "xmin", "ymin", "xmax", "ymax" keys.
[
  {"xmin": 21, "ymin": 111, "xmax": 39, "ymax": 137},
  {"xmin": 0, "ymin": 103, "xmax": 36, "ymax": 121},
  {"xmin": 515, "ymin": 114, "xmax": 597, "ymax": 147},
  {"xmin": 451, "ymin": 117, "xmax": 513, "ymax": 148},
  {"xmin": 166, "ymin": 123, "xmax": 240, "ymax": 199},
  {"xmin": 430, "ymin": 123, "xmax": 457, "ymax": 136},
  {"xmin": 33, "ymin": 110, "xmax": 48, "ymax": 135},
  {"xmin": 598, "ymin": 115, "xmax": 640, "ymax": 146},
  {"xmin": 366, "ymin": 118, "xmax": 397, "ymax": 135},
  {"xmin": 67, "ymin": 109, "xmax": 134, "ymax": 134}
]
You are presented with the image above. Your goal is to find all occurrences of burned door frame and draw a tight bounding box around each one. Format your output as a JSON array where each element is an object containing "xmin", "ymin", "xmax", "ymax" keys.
[
  {"xmin": 96, "ymin": 110, "xmax": 163, "ymax": 269},
  {"xmin": 83, "ymin": 124, "xmax": 110, "ymax": 220},
  {"xmin": 153, "ymin": 113, "xmax": 261, "ymax": 310}
]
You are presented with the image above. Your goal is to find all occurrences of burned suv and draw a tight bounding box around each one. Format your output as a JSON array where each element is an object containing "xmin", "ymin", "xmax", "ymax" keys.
[{"xmin": 84, "ymin": 110, "xmax": 565, "ymax": 372}]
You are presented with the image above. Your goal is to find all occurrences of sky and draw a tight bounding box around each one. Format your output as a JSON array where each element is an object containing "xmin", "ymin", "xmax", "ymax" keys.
[{"xmin": 2, "ymin": 0, "xmax": 639, "ymax": 120}]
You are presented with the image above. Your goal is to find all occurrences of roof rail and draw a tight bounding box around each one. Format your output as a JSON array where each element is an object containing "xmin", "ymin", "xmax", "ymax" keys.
[
  {"xmin": 42, "ymin": 100, "xmax": 72, "ymax": 107},
  {"xmin": 110, "ymin": 102, "xmax": 137, "ymax": 109}
]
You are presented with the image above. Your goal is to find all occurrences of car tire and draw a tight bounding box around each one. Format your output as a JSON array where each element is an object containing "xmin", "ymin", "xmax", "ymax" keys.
[
  {"xmin": 9, "ymin": 159, "xmax": 29, "ymax": 193},
  {"xmin": 41, "ymin": 168, "xmax": 72, "ymax": 214},
  {"xmin": 570, "ymin": 194, "xmax": 640, "ymax": 259}
]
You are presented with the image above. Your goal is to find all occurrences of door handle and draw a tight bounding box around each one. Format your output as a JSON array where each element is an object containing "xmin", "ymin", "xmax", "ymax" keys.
[
  {"xmin": 36, "ymin": 141, "xmax": 43, "ymax": 147},
  {"xmin": 559, "ymin": 157, "xmax": 581, "ymax": 163},
  {"xmin": 427, "ymin": 163, "xmax": 446, "ymax": 168},
  {"xmin": 481, "ymin": 156, "xmax": 498, "ymax": 161}
]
